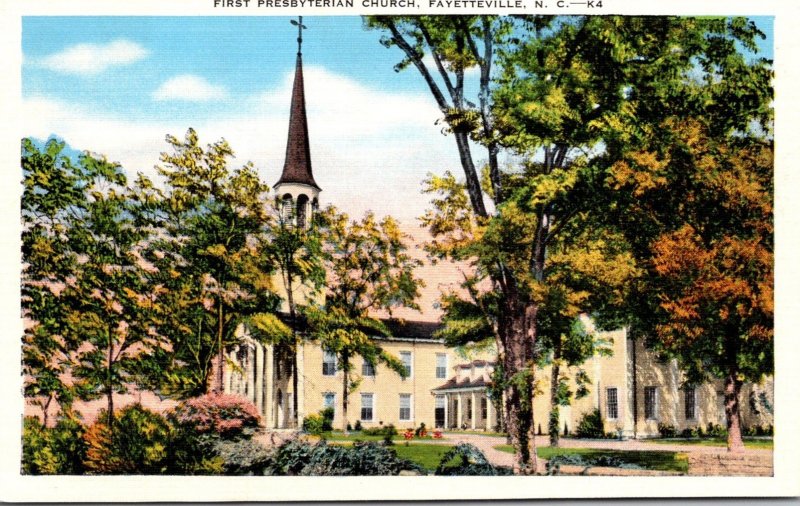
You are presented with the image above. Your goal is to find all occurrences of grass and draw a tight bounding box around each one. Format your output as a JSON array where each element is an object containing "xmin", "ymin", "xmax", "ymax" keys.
[
  {"xmin": 493, "ymin": 445, "xmax": 688, "ymax": 473},
  {"xmin": 650, "ymin": 437, "xmax": 773, "ymax": 449},
  {"xmin": 392, "ymin": 443, "xmax": 454, "ymax": 472}
]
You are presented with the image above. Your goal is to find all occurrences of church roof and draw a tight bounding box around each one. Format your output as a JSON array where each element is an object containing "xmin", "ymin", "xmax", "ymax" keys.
[{"xmin": 275, "ymin": 52, "xmax": 321, "ymax": 191}]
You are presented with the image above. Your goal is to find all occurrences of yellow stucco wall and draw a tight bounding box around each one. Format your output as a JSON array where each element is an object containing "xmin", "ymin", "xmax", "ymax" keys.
[{"xmin": 301, "ymin": 339, "xmax": 493, "ymax": 430}]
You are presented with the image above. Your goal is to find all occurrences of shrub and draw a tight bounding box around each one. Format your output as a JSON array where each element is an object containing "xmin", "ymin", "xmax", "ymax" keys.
[
  {"xmin": 169, "ymin": 393, "xmax": 260, "ymax": 440},
  {"xmin": 22, "ymin": 415, "xmax": 86, "ymax": 475},
  {"xmin": 302, "ymin": 413, "xmax": 325, "ymax": 435},
  {"xmin": 354, "ymin": 420, "xmax": 362, "ymax": 431},
  {"xmin": 83, "ymin": 404, "xmax": 172, "ymax": 474},
  {"xmin": 435, "ymin": 443, "xmax": 513, "ymax": 476},
  {"xmin": 213, "ymin": 438, "xmax": 272, "ymax": 475},
  {"xmin": 415, "ymin": 422, "xmax": 427, "ymax": 437},
  {"xmin": 575, "ymin": 409, "xmax": 605, "ymax": 439},
  {"xmin": 264, "ymin": 439, "xmax": 423, "ymax": 476},
  {"xmin": 362, "ymin": 423, "xmax": 397, "ymax": 437},
  {"xmin": 658, "ymin": 423, "xmax": 677, "ymax": 438},
  {"xmin": 705, "ymin": 423, "xmax": 727, "ymax": 438},
  {"xmin": 320, "ymin": 407, "xmax": 334, "ymax": 432}
]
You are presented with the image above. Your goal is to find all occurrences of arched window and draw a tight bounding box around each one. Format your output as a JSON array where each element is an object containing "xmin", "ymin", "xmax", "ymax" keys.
[
  {"xmin": 280, "ymin": 194, "xmax": 293, "ymax": 223},
  {"xmin": 296, "ymin": 194, "xmax": 309, "ymax": 228}
]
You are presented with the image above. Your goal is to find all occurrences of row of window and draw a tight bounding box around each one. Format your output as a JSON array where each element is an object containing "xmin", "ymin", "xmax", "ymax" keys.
[
  {"xmin": 323, "ymin": 351, "xmax": 449, "ymax": 380},
  {"xmin": 322, "ymin": 392, "xmax": 415, "ymax": 422},
  {"xmin": 605, "ymin": 386, "xmax": 697, "ymax": 420}
]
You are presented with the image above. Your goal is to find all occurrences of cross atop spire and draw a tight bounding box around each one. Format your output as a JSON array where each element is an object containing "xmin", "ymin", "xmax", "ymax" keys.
[{"xmin": 290, "ymin": 16, "xmax": 307, "ymax": 56}]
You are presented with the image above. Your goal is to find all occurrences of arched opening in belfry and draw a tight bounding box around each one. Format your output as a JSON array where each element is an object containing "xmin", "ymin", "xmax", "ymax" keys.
[
  {"xmin": 280, "ymin": 194, "xmax": 293, "ymax": 223},
  {"xmin": 296, "ymin": 194, "xmax": 309, "ymax": 227}
]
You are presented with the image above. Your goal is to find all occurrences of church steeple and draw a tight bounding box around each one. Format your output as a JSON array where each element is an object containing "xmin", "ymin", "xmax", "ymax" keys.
[{"xmin": 275, "ymin": 16, "xmax": 320, "ymax": 192}]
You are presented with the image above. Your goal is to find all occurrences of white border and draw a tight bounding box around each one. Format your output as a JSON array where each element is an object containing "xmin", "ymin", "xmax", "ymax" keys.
[{"xmin": 1, "ymin": 0, "xmax": 798, "ymax": 501}]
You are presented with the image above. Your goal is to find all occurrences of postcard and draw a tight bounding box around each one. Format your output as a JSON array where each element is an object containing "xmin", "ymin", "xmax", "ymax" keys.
[{"xmin": 1, "ymin": 0, "xmax": 798, "ymax": 501}]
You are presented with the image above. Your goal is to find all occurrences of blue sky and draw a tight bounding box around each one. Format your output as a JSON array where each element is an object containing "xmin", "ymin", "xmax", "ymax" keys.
[{"xmin": 21, "ymin": 16, "xmax": 774, "ymax": 221}]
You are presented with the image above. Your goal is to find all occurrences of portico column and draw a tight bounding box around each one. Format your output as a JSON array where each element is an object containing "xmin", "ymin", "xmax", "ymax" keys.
[
  {"xmin": 296, "ymin": 343, "xmax": 305, "ymax": 426},
  {"xmin": 471, "ymin": 391, "xmax": 477, "ymax": 430},
  {"xmin": 457, "ymin": 393, "xmax": 463, "ymax": 429},
  {"xmin": 255, "ymin": 342, "xmax": 264, "ymax": 414},
  {"xmin": 487, "ymin": 394, "xmax": 495, "ymax": 431},
  {"xmin": 264, "ymin": 344, "xmax": 275, "ymax": 428},
  {"xmin": 443, "ymin": 394, "xmax": 449, "ymax": 430}
]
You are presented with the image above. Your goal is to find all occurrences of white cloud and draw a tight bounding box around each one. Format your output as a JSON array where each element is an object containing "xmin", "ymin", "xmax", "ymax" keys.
[
  {"xmin": 22, "ymin": 65, "xmax": 465, "ymax": 222},
  {"xmin": 37, "ymin": 39, "xmax": 148, "ymax": 75},
  {"xmin": 152, "ymin": 75, "xmax": 229, "ymax": 102}
]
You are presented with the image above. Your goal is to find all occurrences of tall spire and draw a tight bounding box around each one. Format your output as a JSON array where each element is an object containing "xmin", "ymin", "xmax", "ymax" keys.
[{"xmin": 275, "ymin": 16, "xmax": 320, "ymax": 191}]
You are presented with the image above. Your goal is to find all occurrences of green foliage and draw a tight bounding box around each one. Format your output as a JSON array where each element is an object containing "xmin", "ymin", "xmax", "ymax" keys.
[
  {"xmin": 305, "ymin": 207, "xmax": 422, "ymax": 430},
  {"xmin": 21, "ymin": 415, "xmax": 86, "ymax": 475},
  {"xmin": 435, "ymin": 443, "xmax": 513, "ymax": 476},
  {"xmin": 657, "ymin": 423, "xmax": 677, "ymax": 438},
  {"xmin": 142, "ymin": 128, "xmax": 282, "ymax": 397},
  {"xmin": 575, "ymin": 409, "xmax": 605, "ymax": 439},
  {"xmin": 264, "ymin": 439, "xmax": 423, "ymax": 476},
  {"xmin": 302, "ymin": 413, "xmax": 326, "ymax": 436},
  {"xmin": 354, "ymin": 420, "xmax": 362, "ymax": 431},
  {"xmin": 211, "ymin": 438, "xmax": 272, "ymax": 475},
  {"xmin": 361, "ymin": 424, "xmax": 398, "ymax": 437},
  {"xmin": 83, "ymin": 404, "xmax": 172, "ymax": 474}
]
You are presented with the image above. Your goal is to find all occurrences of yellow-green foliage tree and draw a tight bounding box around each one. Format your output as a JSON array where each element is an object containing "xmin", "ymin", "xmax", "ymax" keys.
[{"xmin": 305, "ymin": 207, "xmax": 422, "ymax": 432}]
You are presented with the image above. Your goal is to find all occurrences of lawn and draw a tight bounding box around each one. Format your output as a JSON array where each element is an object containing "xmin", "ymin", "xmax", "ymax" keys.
[
  {"xmin": 493, "ymin": 445, "xmax": 688, "ymax": 473},
  {"xmin": 392, "ymin": 443, "xmax": 454, "ymax": 472},
  {"xmin": 649, "ymin": 437, "xmax": 773, "ymax": 450}
]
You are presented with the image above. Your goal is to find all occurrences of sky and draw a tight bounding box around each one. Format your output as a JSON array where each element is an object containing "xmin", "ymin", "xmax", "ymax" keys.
[
  {"xmin": 21, "ymin": 16, "xmax": 774, "ymax": 222},
  {"xmin": 21, "ymin": 16, "xmax": 470, "ymax": 222}
]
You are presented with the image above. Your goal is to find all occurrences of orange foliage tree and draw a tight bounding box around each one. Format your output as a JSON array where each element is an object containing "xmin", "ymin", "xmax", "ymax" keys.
[{"xmin": 609, "ymin": 119, "xmax": 773, "ymax": 451}]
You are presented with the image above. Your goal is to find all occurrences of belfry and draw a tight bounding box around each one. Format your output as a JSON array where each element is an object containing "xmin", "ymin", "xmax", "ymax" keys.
[{"xmin": 274, "ymin": 16, "xmax": 321, "ymax": 228}]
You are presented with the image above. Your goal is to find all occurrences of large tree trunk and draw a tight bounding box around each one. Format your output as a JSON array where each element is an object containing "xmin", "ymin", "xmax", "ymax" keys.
[
  {"xmin": 500, "ymin": 296, "xmax": 537, "ymax": 473},
  {"xmin": 724, "ymin": 370, "xmax": 745, "ymax": 453}
]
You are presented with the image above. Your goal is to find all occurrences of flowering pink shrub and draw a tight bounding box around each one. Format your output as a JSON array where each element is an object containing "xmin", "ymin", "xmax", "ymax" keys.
[
  {"xmin": 432, "ymin": 429, "xmax": 443, "ymax": 439},
  {"xmin": 170, "ymin": 393, "xmax": 260, "ymax": 439},
  {"xmin": 403, "ymin": 429, "xmax": 414, "ymax": 441}
]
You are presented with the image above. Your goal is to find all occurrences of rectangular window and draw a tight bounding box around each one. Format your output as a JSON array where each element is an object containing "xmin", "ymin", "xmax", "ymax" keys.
[
  {"xmin": 322, "ymin": 350, "xmax": 337, "ymax": 376},
  {"xmin": 362, "ymin": 360, "xmax": 375, "ymax": 377},
  {"xmin": 481, "ymin": 397, "xmax": 488, "ymax": 420},
  {"xmin": 360, "ymin": 393, "xmax": 374, "ymax": 421},
  {"xmin": 645, "ymin": 386, "xmax": 658, "ymax": 420},
  {"xmin": 684, "ymin": 387, "xmax": 696, "ymax": 420},
  {"xmin": 436, "ymin": 353, "xmax": 447, "ymax": 379},
  {"xmin": 435, "ymin": 395, "xmax": 446, "ymax": 409},
  {"xmin": 606, "ymin": 387, "xmax": 619, "ymax": 419},
  {"xmin": 400, "ymin": 351, "xmax": 412, "ymax": 378},
  {"xmin": 323, "ymin": 392, "xmax": 335, "ymax": 416},
  {"xmin": 399, "ymin": 394, "xmax": 412, "ymax": 421}
]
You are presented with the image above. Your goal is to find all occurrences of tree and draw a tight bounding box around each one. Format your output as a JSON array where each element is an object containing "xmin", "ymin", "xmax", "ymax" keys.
[
  {"xmin": 141, "ymin": 128, "xmax": 281, "ymax": 397},
  {"xmin": 609, "ymin": 121, "xmax": 773, "ymax": 451},
  {"xmin": 22, "ymin": 138, "xmax": 85, "ymax": 425},
  {"xmin": 598, "ymin": 17, "xmax": 773, "ymax": 452},
  {"xmin": 253, "ymin": 200, "xmax": 325, "ymax": 427},
  {"xmin": 305, "ymin": 207, "xmax": 423, "ymax": 432}
]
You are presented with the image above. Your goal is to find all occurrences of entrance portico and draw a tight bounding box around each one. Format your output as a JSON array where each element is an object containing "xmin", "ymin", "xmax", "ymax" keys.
[{"xmin": 432, "ymin": 360, "xmax": 497, "ymax": 431}]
